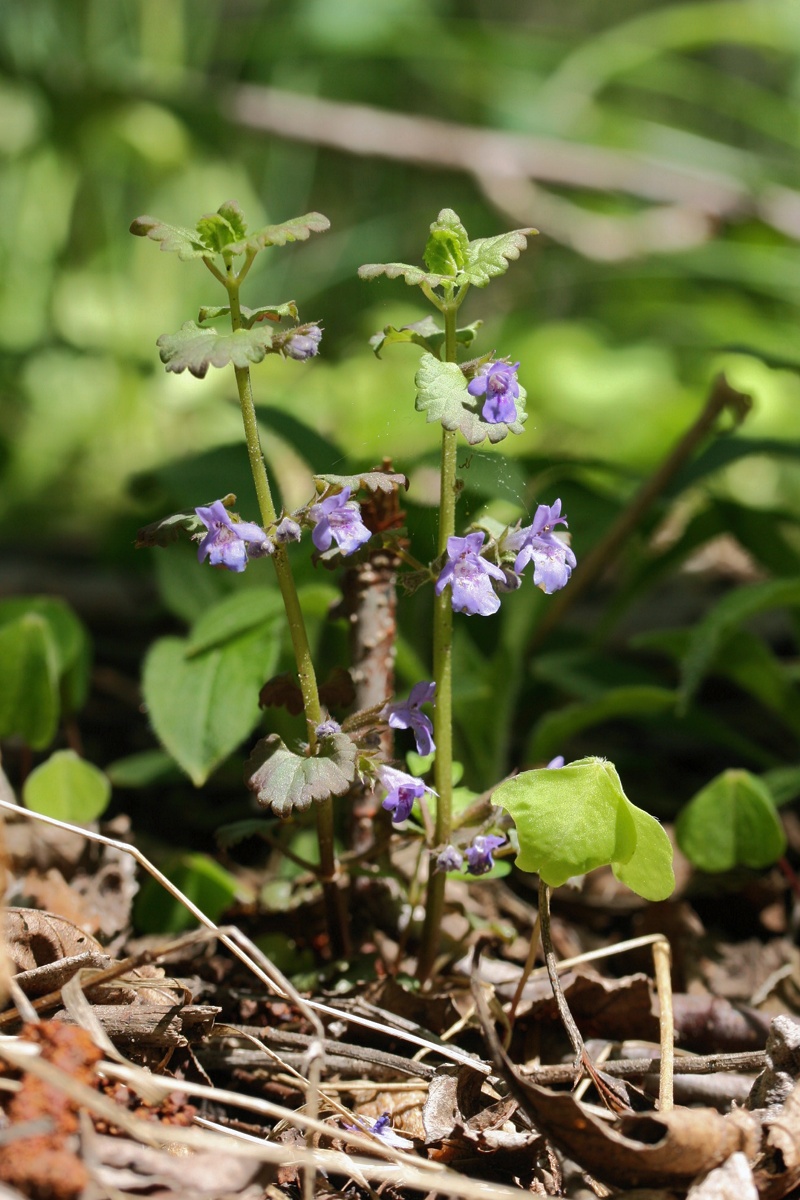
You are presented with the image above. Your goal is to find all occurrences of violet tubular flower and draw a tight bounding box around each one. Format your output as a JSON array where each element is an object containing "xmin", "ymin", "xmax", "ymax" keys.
[
  {"xmin": 547, "ymin": 755, "xmax": 565, "ymax": 769},
  {"xmin": 195, "ymin": 500, "xmax": 272, "ymax": 573},
  {"xmin": 383, "ymin": 681, "xmax": 436, "ymax": 756},
  {"xmin": 377, "ymin": 764, "xmax": 431, "ymax": 824},
  {"xmin": 310, "ymin": 487, "xmax": 372, "ymax": 556},
  {"xmin": 464, "ymin": 834, "xmax": 506, "ymax": 876},
  {"xmin": 435, "ymin": 532, "xmax": 506, "ymax": 616},
  {"xmin": 468, "ymin": 360, "xmax": 520, "ymax": 425},
  {"xmin": 435, "ymin": 845, "xmax": 465, "ymax": 873},
  {"xmin": 285, "ymin": 324, "xmax": 322, "ymax": 361},
  {"xmin": 507, "ymin": 499, "xmax": 576, "ymax": 595},
  {"xmin": 274, "ymin": 516, "xmax": 302, "ymax": 544}
]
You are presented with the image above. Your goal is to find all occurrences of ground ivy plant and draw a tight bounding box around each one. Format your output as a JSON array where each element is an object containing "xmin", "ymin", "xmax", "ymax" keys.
[{"xmin": 132, "ymin": 201, "xmax": 675, "ymax": 975}]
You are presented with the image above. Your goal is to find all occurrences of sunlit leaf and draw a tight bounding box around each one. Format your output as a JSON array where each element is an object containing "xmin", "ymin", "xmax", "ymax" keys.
[
  {"xmin": 244, "ymin": 729, "xmax": 358, "ymax": 816},
  {"xmin": 198, "ymin": 301, "xmax": 299, "ymax": 326},
  {"xmin": 0, "ymin": 614, "xmax": 59, "ymax": 749},
  {"xmin": 463, "ymin": 227, "xmax": 537, "ymax": 286},
  {"xmin": 129, "ymin": 215, "xmax": 208, "ymax": 259},
  {"xmin": 423, "ymin": 209, "xmax": 469, "ymax": 276},
  {"xmin": 414, "ymin": 352, "xmax": 527, "ymax": 445},
  {"xmin": 358, "ymin": 262, "xmax": 450, "ymax": 288},
  {"xmin": 23, "ymin": 750, "xmax": 111, "ymax": 823},
  {"xmin": 196, "ymin": 200, "xmax": 248, "ymax": 252},
  {"xmin": 314, "ymin": 470, "xmax": 408, "ymax": 494},
  {"xmin": 676, "ymin": 769, "xmax": 786, "ymax": 872},
  {"xmin": 156, "ymin": 321, "xmax": 274, "ymax": 377},
  {"xmin": 226, "ymin": 211, "xmax": 330, "ymax": 254},
  {"xmin": 369, "ymin": 316, "xmax": 482, "ymax": 358},
  {"xmin": 612, "ymin": 803, "xmax": 675, "ymax": 901}
]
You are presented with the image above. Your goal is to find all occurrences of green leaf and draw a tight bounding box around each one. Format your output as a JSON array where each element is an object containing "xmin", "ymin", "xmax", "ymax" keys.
[
  {"xmin": 423, "ymin": 209, "xmax": 469, "ymax": 276},
  {"xmin": 23, "ymin": 750, "xmax": 111, "ymax": 823},
  {"xmin": 196, "ymin": 200, "xmax": 248, "ymax": 252},
  {"xmin": 0, "ymin": 614, "xmax": 59, "ymax": 749},
  {"xmin": 358, "ymin": 261, "xmax": 450, "ymax": 289},
  {"xmin": 129, "ymin": 215, "xmax": 208, "ymax": 260},
  {"xmin": 761, "ymin": 765, "xmax": 800, "ymax": 809},
  {"xmin": 135, "ymin": 506, "xmax": 211, "ymax": 549},
  {"xmin": 143, "ymin": 625, "xmax": 279, "ymax": 786},
  {"xmin": 0, "ymin": 596, "xmax": 91, "ymax": 716},
  {"xmin": 186, "ymin": 589, "xmax": 284, "ymax": 657},
  {"xmin": 134, "ymin": 852, "xmax": 249, "ymax": 934},
  {"xmin": 156, "ymin": 322, "xmax": 275, "ymax": 378},
  {"xmin": 493, "ymin": 757, "xmax": 638, "ymax": 888},
  {"xmin": 463, "ymin": 227, "xmax": 536, "ymax": 286},
  {"xmin": 414, "ymin": 352, "xmax": 527, "ymax": 446},
  {"xmin": 105, "ymin": 749, "xmax": 182, "ymax": 788},
  {"xmin": 313, "ymin": 469, "xmax": 408, "ymax": 495},
  {"xmin": 676, "ymin": 769, "xmax": 787, "ymax": 872},
  {"xmin": 369, "ymin": 317, "xmax": 482, "ymax": 358},
  {"xmin": 244, "ymin": 730, "xmax": 358, "ymax": 816},
  {"xmin": 226, "ymin": 212, "xmax": 330, "ymax": 255},
  {"xmin": 679, "ymin": 578, "xmax": 800, "ymax": 710},
  {"xmin": 198, "ymin": 302, "xmax": 299, "ymax": 326},
  {"xmin": 612, "ymin": 805, "xmax": 675, "ymax": 902},
  {"xmin": 528, "ymin": 685, "xmax": 676, "ymax": 762}
]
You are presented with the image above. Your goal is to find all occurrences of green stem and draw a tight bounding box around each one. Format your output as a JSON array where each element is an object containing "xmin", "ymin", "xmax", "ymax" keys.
[
  {"xmin": 226, "ymin": 269, "xmax": 349, "ymax": 956},
  {"xmin": 417, "ymin": 304, "xmax": 459, "ymax": 983}
]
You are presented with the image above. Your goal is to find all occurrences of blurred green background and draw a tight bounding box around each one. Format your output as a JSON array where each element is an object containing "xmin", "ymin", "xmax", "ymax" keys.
[{"xmin": 3, "ymin": 0, "xmax": 800, "ymax": 833}]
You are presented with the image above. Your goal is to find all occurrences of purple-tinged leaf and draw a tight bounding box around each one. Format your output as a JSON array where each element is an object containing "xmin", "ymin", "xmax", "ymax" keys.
[{"xmin": 245, "ymin": 730, "xmax": 357, "ymax": 816}]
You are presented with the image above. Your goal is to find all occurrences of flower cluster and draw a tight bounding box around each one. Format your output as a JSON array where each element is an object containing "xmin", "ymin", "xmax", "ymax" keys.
[
  {"xmin": 284, "ymin": 324, "xmax": 322, "ymax": 361},
  {"xmin": 377, "ymin": 764, "xmax": 435, "ymax": 824},
  {"xmin": 382, "ymin": 681, "xmax": 436, "ymax": 756},
  {"xmin": 505, "ymin": 500, "xmax": 576, "ymax": 595},
  {"xmin": 468, "ymin": 360, "xmax": 520, "ymax": 425},
  {"xmin": 310, "ymin": 487, "xmax": 372, "ymax": 556},
  {"xmin": 195, "ymin": 501, "xmax": 274, "ymax": 573},
  {"xmin": 435, "ymin": 834, "xmax": 506, "ymax": 876}
]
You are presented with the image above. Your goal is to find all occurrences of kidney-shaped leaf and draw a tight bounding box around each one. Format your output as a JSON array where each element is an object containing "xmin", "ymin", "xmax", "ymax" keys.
[
  {"xmin": 245, "ymin": 730, "xmax": 357, "ymax": 816},
  {"xmin": 23, "ymin": 750, "xmax": 111, "ymax": 823},
  {"xmin": 157, "ymin": 322, "xmax": 275, "ymax": 378},
  {"xmin": 676, "ymin": 768, "xmax": 786, "ymax": 872},
  {"xmin": 612, "ymin": 803, "xmax": 675, "ymax": 901}
]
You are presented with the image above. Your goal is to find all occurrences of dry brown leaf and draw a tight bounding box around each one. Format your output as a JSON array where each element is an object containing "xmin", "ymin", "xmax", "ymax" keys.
[{"xmin": 4, "ymin": 908, "xmax": 104, "ymax": 976}]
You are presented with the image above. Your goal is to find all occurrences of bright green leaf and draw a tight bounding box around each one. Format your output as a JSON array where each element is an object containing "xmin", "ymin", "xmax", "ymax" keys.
[
  {"xmin": 130, "ymin": 215, "xmax": 208, "ymax": 259},
  {"xmin": 358, "ymin": 261, "xmax": 450, "ymax": 288},
  {"xmin": 676, "ymin": 769, "xmax": 787, "ymax": 872},
  {"xmin": 143, "ymin": 625, "xmax": 279, "ymax": 786},
  {"xmin": 226, "ymin": 212, "xmax": 330, "ymax": 255},
  {"xmin": 105, "ymin": 750, "xmax": 182, "ymax": 788},
  {"xmin": 423, "ymin": 209, "xmax": 469, "ymax": 276},
  {"xmin": 0, "ymin": 614, "xmax": 59, "ymax": 749},
  {"xmin": 463, "ymin": 228, "xmax": 536, "ymax": 286},
  {"xmin": 369, "ymin": 317, "xmax": 481, "ymax": 358},
  {"xmin": 493, "ymin": 757, "xmax": 638, "ymax": 888},
  {"xmin": 156, "ymin": 321, "xmax": 274, "ymax": 378},
  {"xmin": 186, "ymin": 589, "xmax": 284, "ymax": 657},
  {"xmin": 23, "ymin": 749, "xmax": 111, "ymax": 823},
  {"xmin": 244, "ymin": 730, "xmax": 357, "ymax": 816},
  {"xmin": 415, "ymin": 352, "xmax": 527, "ymax": 445},
  {"xmin": 612, "ymin": 804, "xmax": 675, "ymax": 901}
]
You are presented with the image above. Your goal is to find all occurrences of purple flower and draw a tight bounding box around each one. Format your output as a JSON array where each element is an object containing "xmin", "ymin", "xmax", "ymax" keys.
[
  {"xmin": 547, "ymin": 755, "xmax": 565, "ymax": 769},
  {"xmin": 377, "ymin": 765, "xmax": 431, "ymax": 824},
  {"xmin": 345, "ymin": 1112, "xmax": 414, "ymax": 1149},
  {"xmin": 310, "ymin": 487, "xmax": 371, "ymax": 556},
  {"xmin": 467, "ymin": 361, "xmax": 520, "ymax": 425},
  {"xmin": 435, "ymin": 532, "xmax": 506, "ymax": 616},
  {"xmin": 195, "ymin": 500, "xmax": 272, "ymax": 573},
  {"xmin": 274, "ymin": 516, "xmax": 302, "ymax": 544},
  {"xmin": 383, "ymin": 681, "xmax": 436, "ymax": 757},
  {"xmin": 435, "ymin": 845, "xmax": 465, "ymax": 873},
  {"xmin": 464, "ymin": 835, "xmax": 506, "ymax": 876},
  {"xmin": 315, "ymin": 719, "xmax": 341, "ymax": 739},
  {"xmin": 506, "ymin": 499, "xmax": 576, "ymax": 594},
  {"xmin": 285, "ymin": 325, "xmax": 322, "ymax": 361}
]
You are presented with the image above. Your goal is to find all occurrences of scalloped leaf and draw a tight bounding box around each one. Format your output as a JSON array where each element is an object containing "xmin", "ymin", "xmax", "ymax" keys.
[
  {"xmin": 424, "ymin": 209, "xmax": 469, "ymax": 276},
  {"xmin": 358, "ymin": 261, "xmax": 450, "ymax": 288},
  {"xmin": 129, "ymin": 216, "xmax": 208, "ymax": 260},
  {"xmin": 157, "ymin": 322, "xmax": 274, "ymax": 377},
  {"xmin": 226, "ymin": 211, "xmax": 330, "ymax": 255},
  {"xmin": 414, "ymin": 352, "xmax": 527, "ymax": 445},
  {"xmin": 493, "ymin": 755, "xmax": 674, "ymax": 900},
  {"xmin": 369, "ymin": 317, "xmax": 482, "ymax": 358},
  {"xmin": 244, "ymin": 730, "xmax": 357, "ymax": 816},
  {"xmin": 195, "ymin": 200, "xmax": 248, "ymax": 252},
  {"xmin": 463, "ymin": 228, "xmax": 536, "ymax": 286},
  {"xmin": 198, "ymin": 302, "xmax": 299, "ymax": 327},
  {"xmin": 676, "ymin": 769, "xmax": 787, "ymax": 873},
  {"xmin": 313, "ymin": 470, "xmax": 408, "ymax": 494}
]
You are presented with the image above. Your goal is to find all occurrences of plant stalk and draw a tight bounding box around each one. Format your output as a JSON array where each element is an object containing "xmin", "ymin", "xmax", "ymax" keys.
[
  {"xmin": 417, "ymin": 303, "xmax": 459, "ymax": 982},
  {"xmin": 227, "ymin": 269, "xmax": 348, "ymax": 956}
]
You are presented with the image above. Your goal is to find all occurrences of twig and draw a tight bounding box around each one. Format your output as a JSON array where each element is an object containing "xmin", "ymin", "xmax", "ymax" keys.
[{"xmin": 652, "ymin": 937, "xmax": 674, "ymax": 1111}]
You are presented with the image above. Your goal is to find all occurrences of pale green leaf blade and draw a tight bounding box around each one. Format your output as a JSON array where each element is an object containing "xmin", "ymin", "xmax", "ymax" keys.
[
  {"xmin": 186, "ymin": 590, "xmax": 285, "ymax": 657},
  {"xmin": 424, "ymin": 208, "xmax": 470, "ymax": 276},
  {"xmin": 156, "ymin": 322, "xmax": 274, "ymax": 377},
  {"xmin": 463, "ymin": 228, "xmax": 537, "ymax": 286},
  {"xmin": 492, "ymin": 757, "xmax": 638, "ymax": 887},
  {"xmin": 313, "ymin": 470, "xmax": 408, "ymax": 494},
  {"xmin": 198, "ymin": 302, "xmax": 299, "ymax": 326},
  {"xmin": 0, "ymin": 614, "xmax": 60, "ymax": 749},
  {"xmin": 612, "ymin": 804, "xmax": 675, "ymax": 901},
  {"xmin": 415, "ymin": 352, "xmax": 527, "ymax": 445},
  {"xmin": 358, "ymin": 262, "xmax": 450, "ymax": 288},
  {"xmin": 369, "ymin": 317, "xmax": 481, "ymax": 358},
  {"xmin": 130, "ymin": 215, "xmax": 208, "ymax": 259},
  {"xmin": 244, "ymin": 730, "xmax": 357, "ymax": 816},
  {"xmin": 227, "ymin": 211, "xmax": 330, "ymax": 254},
  {"xmin": 23, "ymin": 750, "xmax": 111, "ymax": 823},
  {"xmin": 676, "ymin": 769, "xmax": 787, "ymax": 872}
]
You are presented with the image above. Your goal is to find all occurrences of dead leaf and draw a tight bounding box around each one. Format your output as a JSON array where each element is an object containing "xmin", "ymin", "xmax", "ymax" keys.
[
  {"xmin": 686, "ymin": 1152, "xmax": 758, "ymax": 1199},
  {"xmin": 4, "ymin": 909, "xmax": 104, "ymax": 976}
]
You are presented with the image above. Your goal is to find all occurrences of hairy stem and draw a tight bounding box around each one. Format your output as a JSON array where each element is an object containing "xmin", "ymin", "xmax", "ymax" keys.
[
  {"xmin": 417, "ymin": 303, "xmax": 459, "ymax": 982},
  {"xmin": 227, "ymin": 269, "xmax": 348, "ymax": 956}
]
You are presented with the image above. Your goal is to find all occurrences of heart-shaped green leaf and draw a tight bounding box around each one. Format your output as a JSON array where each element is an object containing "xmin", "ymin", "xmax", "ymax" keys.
[
  {"xmin": 676, "ymin": 769, "xmax": 786, "ymax": 872},
  {"xmin": 245, "ymin": 730, "xmax": 357, "ymax": 816},
  {"xmin": 157, "ymin": 322, "xmax": 274, "ymax": 377},
  {"xmin": 23, "ymin": 750, "xmax": 111, "ymax": 823}
]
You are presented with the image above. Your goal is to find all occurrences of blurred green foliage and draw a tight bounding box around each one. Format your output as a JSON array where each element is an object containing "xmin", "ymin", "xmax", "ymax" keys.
[{"xmin": 3, "ymin": 0, "xmax": 800, "ymax": 850}]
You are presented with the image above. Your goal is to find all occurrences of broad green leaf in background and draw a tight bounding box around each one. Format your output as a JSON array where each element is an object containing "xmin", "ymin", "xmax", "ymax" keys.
[
  {"xmin": 143, "ymin": 622, "xmax": 280, "ymax": 786},
  {"xmin": 0, "ymin": 595, "xmax": 91, "ymax": 717},
  {"xmin": 186, "ymin": 589, "xmax": 284, "ymax": 657},
  {"xmin": 493, "ymin": 756, "xmax": 674, "ymax": 899},
  {"xmin": 527, "ymin": 685, "xmax": 676, "ymax": 763},
  {"xmin": 244, "ymin": 729, "xmax": 357, "ymax": 816},
  {"xmin": 134, "ymin": 851, "xmax": 251, "ymax": 934},
  {"xmin": 676, "ymin": 769, "xmax": 786, "ymax": 872},
  {"xmin": 156, "ymin": 321, "xmax": 274, "ymax": 377},
  {"xmin": 0, "ymin": 613, "xmax": 59, "ymax": 749},
  {"xmin": 23, "ymin": 749, "xmax": 111, "ymax": 822},
  {"xmin": 415, "ymin": 352, "xmax": 528, "ymax": 446}
]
